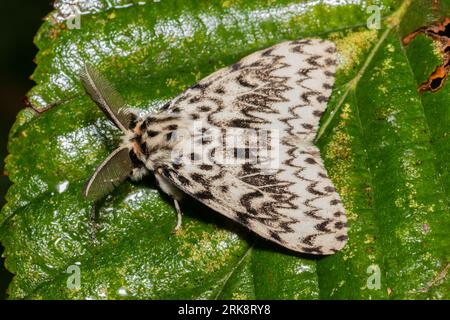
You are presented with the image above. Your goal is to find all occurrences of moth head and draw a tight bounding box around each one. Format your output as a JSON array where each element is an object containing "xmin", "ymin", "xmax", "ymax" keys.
[{"xmin": 80, "ymin": 64, "xmax": 148, "ymax": 202}]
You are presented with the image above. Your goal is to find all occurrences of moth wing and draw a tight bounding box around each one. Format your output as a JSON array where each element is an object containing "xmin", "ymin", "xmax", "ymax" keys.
[
  {"xmin": 162, "ymin": 141, "xmax": 347, "ymax": 254},
  {"xmin": 83, "ymin": 147, "xmax": 133, "ymax": 201},
  {"xmin": 80, "ymin": 63, "xmax": 132, "ymax": 133},
  {"xmin": 160, "ymin": 39, "xmax": 337, "ymax": 142},
  {"xmin": 160, "ymin": 39, "xmax": 347, "ymax": 254}
]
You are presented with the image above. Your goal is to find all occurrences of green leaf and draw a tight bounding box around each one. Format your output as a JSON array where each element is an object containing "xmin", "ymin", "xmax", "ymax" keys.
[{"xmin": 1, "ymin": 0, "xmax": 449, "ymax": 299}]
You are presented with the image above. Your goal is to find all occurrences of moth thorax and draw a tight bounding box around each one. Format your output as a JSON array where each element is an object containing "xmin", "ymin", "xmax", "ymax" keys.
[{"xmin": 127, "ymin": 115, "xmax": 183, "ymax": 170}]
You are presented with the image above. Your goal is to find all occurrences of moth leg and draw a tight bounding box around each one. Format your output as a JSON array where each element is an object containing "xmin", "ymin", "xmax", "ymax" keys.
[
  {"xmin": 172, "ymin": 199, "xmax": 183, "ymax": 234},
  {"xmin": 155, "ymin": 170, "xmax": 184, "ymax": 234}
]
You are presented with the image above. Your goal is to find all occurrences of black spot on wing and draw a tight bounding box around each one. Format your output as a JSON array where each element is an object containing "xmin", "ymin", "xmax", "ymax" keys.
[
  {"xmin": 237, "ymin": 74, "xmax": 257, "ymax": 88},
  {"xmin": 302, "ymin": 234, "xmax": 317, "ymax": 246},
  {"xmin": 236, "ymin": 211, "xmax": 250, "ymax": 225},
  {"xmin": 194, "ymin": 190, "xmax": 214, "ymax": 200},
  {"xmin": 326, "ymin": 46, "xmax": 336, "ymax": 53},
  {"xmin": 307, "ymin": 182, "xmax": 325, "ymax": 196},
  {"xmin": 334, "ymin": 221, "xmax": 347, "ymax": 230},
  {"xmin": 172, "ymin": 163, "xmax": 182, "ymax": 170},
  {"xmin": 189, "ymin": 96, "xmax": 201, "ymax": 104},
  {"xmin": 313, "ymin": 110, "xmax": 324, "ymax": 117},
  {"xmin": 301, "ymin": 246, "xmax": 323, "ymax": 254},
  {"xmin": 269, "ymin": 230, "xmax": 282, "ymax": 242},
  {"xmin": 198, "ymin": 105, "xmax": 211, "ymax": 112},
  {"xmin": 317, "ymin": 95, "xmax": 329, "ymax": 103},
  {"xmin": 166, "ymin": 132, "xmax": 174, "ymax": 141},
  {"xmin": 333, "ymin": 211, "xmax": 344, "ymax": 217},
  {"xmin": 325, "ymin": 58, "xmax": 336, "ymax": 66},
  {"xmin": 315, "ymin": 220, "xmax": 332, "ymax": 233},
  {"xmin": 190, "ymin": 173, "xmax": 209, "ymax": 185},
  {"xmin": 215, "ymin": 87, "xmax": 225, "ymax": 94},
  {"xmin": 160, "ymin": 101, "xmax": 171, "ymax": 110},
  {"xmin": 262, "ymin": 48, "xmax": 273, "ymax": 56},
  {"xmin": 230, "ymin": 62, "xmax": 242, "ymax": 71},
  {"xmin": 190, "ymin": 82, "xmax": 211, "ymax": 90},
  {"xmin": 240, "ymin": 191, "xmax": 264, "ymax": 216}
]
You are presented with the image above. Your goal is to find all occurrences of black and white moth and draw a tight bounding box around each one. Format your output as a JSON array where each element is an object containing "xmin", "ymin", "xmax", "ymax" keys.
[{"xmin": 81, "ymin": 39, "xmax": 348, "ymax": 255}]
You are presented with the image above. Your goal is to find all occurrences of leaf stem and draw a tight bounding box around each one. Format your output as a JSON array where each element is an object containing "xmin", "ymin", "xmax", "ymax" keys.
[
  {"xmin": 315, "ymin": 0, "xmax": 412, "ymax": 142},
  {"xmin": 213, "ymin": 243, "xmax": 254, "ymax": 300}
]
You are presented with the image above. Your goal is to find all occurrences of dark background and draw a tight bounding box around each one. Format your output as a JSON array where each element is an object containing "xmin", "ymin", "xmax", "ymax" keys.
[{"xmin": 0, "ymin": 0, "xmax": 53, "ymax": 299}]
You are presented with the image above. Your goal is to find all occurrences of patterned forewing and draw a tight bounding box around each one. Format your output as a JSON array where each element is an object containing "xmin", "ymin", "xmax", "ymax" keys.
[{"xmin": 159, "ymin": 39, "xmax": 347, "ymax": 254}]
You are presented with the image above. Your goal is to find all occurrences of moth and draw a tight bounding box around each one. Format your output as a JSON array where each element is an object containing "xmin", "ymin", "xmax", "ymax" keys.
[{"xmin": 81, "ymin": 39, "xmax": 348, "ymax": 255}]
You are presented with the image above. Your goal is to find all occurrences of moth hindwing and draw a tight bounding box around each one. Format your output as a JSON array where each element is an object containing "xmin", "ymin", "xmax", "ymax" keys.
[{"xmin": 82, "ymin": 39, "xmax": 347, "ymax": 255}]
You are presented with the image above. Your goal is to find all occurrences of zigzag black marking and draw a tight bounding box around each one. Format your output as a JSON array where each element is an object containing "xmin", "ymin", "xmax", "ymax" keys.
[{"xmin": 142, "ymin": 39, "xmax": 344, "ymax": 254}]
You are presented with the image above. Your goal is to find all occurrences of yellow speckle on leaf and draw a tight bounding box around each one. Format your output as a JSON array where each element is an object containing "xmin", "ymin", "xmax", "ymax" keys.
[
  {"xmin": 382, "ymin": 57, "xmax": 394, "ymax": 72},
  {"xmin": 325, "ymin": 126, "xmax": 354, "ymax": 213},
  {"xmin": 332, "ymin": 29, "xmax": 378, "ymax": 74},
  {"xmin": 364, "ymin": 235, "xmax": 375, "ymax": 244},
  {"xmin": 342, "ymin": 250, "xmax": 355, "ymax": 261},
  {"xmin": 232, "ymin": 292, "xmax": 248, "ymax": 300},
  {"xmin": 432, "ymin": 40, "xmax": 445, "ymax": 61},
  {"xmin": 192, "ymin": 71, "xmax": 203, "ymax": 82},
  {"xmin": 178, "ymin": 223, "xmax": 242, "ymax": 273},
  {"xmin": 340, "ymin": 103, "xmax": 350, "ymax": 119},
  {"xmin": 108, "ymin": 12, "xmax": 117, "ymax": 20},
  {"xmin": 222, "ymin": 0, "xmax": 232, "ymax": 8},
  {"xmin": 378, "ymin": 85, "xmax": 388, "ymax": 94},
  {"xmin": 371, "ymin": 56, "xmax": 395, "ymax": 78},
  {"xmin": 166, "ymin": 78, "xmax": 178, "ymax": 87},
  {"xmin": 386, "ymin": 44, "xmax": 395, "ymax": 52},
  {"xmin": 395, "ymin": 197, "xmax": 405, "ymax": 209}
]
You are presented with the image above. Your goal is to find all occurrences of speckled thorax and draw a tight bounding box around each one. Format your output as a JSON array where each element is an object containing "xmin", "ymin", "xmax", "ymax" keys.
[{"xmin": 123, "ymin": 112, "xmax": 184, "ymax": 176}]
